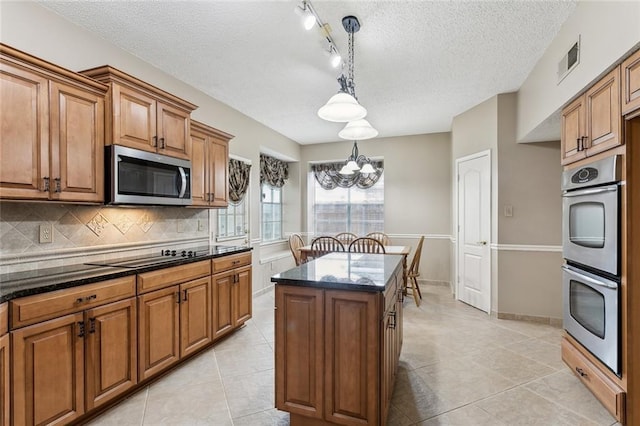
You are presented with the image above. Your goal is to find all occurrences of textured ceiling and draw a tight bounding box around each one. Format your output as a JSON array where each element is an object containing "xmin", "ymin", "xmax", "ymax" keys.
[{"xmin": 38, "ymin": 1, "xmax": 577, "ymax": 145}]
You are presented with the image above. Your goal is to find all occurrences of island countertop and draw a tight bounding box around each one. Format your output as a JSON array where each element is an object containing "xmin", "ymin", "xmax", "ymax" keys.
[{"xmin": 271, "ymin": 252, "xmax": 403, "ymax": 291}]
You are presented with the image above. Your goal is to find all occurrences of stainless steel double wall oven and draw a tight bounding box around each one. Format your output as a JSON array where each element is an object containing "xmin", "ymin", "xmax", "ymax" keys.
[{"xmin": 562, "ymin": 155, "xmax": 622, "ymax": 376}]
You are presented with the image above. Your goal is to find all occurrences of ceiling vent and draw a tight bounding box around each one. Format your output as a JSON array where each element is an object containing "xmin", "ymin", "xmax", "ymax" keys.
[{"xmin": 558, "ymin": 36, "xmax": 580, "ymax": 84}]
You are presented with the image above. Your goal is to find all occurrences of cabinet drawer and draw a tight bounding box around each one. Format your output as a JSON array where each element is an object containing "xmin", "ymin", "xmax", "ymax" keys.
[
  {"xmin": 10, "ymin": 276, "xmax": 136, "ymax": 329},
  {"xmin": 137, "ymin": 260, "xmax": 210, "ymax": 294},
  {"xmin": 212, "ymin": 252, "xmax": 251, "ymax": 274},
  {"xmin": 561, "ymin": 337, "xmax": 625, "ymax": 422},
  {"xmin": 0, "ymin": 303, "xmax": 7, "ymax": 335}
]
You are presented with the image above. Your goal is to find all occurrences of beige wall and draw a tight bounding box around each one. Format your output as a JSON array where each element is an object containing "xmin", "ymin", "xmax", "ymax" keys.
[
  {"xmin": 451, "ymin": 93, "xmax": 563, "ymax": 321},
  {"xmin": 517, "ymin": 1, "xmax": 640, "ymax": 142},
  {"xmin": 299, "ymin": 134, "xmax": 452, "ymax": 283}
]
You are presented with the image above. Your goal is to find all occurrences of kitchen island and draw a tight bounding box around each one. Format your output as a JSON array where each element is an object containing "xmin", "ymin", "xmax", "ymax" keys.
[{"xmin": 272, "ymin": 252, "xmax": 404, "ymax": 426}]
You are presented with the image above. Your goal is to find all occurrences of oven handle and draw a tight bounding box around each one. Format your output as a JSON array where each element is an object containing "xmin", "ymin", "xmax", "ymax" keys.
[
  {"xmin": 562, "ymin": 266, "xmax": 618, "ymax": 289},
  {"xmin": 562, "ymin": 186, "xmax": 617, "ymax": 197},
  {"xmin": 178, "ymin": 167, "xmax": 187, "ymax": 198}
]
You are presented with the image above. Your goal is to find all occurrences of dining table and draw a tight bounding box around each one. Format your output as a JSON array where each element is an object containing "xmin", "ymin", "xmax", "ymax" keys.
[{"xmin": 298, "ymin": 244, "xmax": 411, "ymax": 292}]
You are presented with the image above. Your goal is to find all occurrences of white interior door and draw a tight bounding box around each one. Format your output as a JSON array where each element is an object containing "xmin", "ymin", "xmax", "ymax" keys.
[{"xmin": 456, "ymin": 151, "xmax": 491, "ymax": 313}]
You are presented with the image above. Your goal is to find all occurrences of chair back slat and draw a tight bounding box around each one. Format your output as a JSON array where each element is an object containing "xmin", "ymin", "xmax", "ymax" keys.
[
  {"xmin": 409, "ymin": 235, "xmax": 425, "ymax": 277},
  {"xmin": 349, "ymin": 237, "xmax": 386, "ymax": 254},
  {"xmin": 366, "ymin": 232, "xmax": 390, "ymax": 245},
  {"xmin": 288, "ymin": 234, "xmax": 305, "ymax": 266},
  {"xmin": 310, "ymin": 236, "xmax": 345, "ymax": 259},
  {"xmin": 335, "ymin": 232, "xmax": 358, "ymax": 245}
]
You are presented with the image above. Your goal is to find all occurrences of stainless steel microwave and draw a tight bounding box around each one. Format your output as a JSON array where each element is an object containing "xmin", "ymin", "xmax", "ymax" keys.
[{"xmin": 106, "ymin": 145, "xmax": 192, "ymax": 206}]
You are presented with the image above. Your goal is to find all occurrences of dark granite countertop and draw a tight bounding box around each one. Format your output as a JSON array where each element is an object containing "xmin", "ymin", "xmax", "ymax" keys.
[
  {"xmin": 271, "ymin": 252, "xmax": 403, "ymax": 292},
  {"xmin": 0, "ymin": 245, "xmax": 251, "ymax": 303}
]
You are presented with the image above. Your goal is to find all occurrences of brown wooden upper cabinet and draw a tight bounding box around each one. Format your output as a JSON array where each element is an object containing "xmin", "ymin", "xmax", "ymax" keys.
[
  {"xmin": 621, "ymin": 48, "xmax": 640, "ymax": 116},
  {"xmin": 190, "ymin": 120, "xmax": 233, "ymax": 207},
  {"xmin": 0, "ymin": 44, "xmax": 107, "ymax": 202},
  {"xmin": 80, "ymin": 66, "xmax": 197, "ymax": 160},
  {"xmin": 561, "ymin": 66, "xmax": 622, "ymax": 165}
]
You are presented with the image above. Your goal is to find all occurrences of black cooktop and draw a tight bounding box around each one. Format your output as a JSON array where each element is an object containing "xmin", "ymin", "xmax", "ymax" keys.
[{"xmin": 84, "ymin": 245, "xmax": 238, "ymax": 268}]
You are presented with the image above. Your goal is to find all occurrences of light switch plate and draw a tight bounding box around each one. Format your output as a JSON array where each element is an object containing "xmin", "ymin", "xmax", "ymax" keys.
[{"xmin": 504, "ymin": 205, "xmax": 513, "ymax": 217}]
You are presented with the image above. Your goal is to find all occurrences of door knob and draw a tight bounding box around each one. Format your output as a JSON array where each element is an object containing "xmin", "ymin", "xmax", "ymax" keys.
[{"xmin": 477, "ymin": 241, "xmax": 487, "ymax": 246}]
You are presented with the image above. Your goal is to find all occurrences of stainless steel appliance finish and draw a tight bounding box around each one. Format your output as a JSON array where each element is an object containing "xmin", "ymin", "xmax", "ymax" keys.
[
  {"xmin": 562, "ymin": 155, "xmax": 621, "ymax": 276},
  {"xmin": 562, "ymin": 264, "xmax": 620, "ymax": 375},
  {"xmin": 107, "ymin": 145, "xmax": 192, "ymax": 206}
]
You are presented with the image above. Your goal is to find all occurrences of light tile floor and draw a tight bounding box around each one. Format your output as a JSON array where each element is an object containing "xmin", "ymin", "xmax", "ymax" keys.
[{"xmin": 88, "ymin": 284, "xmax": 619, "ymax": 425}]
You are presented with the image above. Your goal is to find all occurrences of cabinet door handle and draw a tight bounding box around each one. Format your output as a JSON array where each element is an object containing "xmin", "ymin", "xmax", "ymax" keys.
[
  {"xmin": 388, "ymin": 311, "xmax": 396, "ymax": 329},
  {"xmin": 176, "ymin": 291, "xmax": 181, "ymax": 304},
  {"xmin": 232, "ymin": 260, "xmax": 240, "ymax": 265},
  {"xmin": 153, "ymin": 136, "xmax": 158, "ymax": 147},
  {"xmin": 43, "ymin": 177, "xmax": 50, "ymax": 192},
  {"xmin": 576, "ymin": 137, "xmax": 582, "ymax": 151},
  {"xmin": 183, "ymin": 289, "xmax": 188, "ymax": 301},
  {"xmin": 581, "ymin": 136, "xmax": 588, "ymax": 151},
  {"xmin": 160, "ymin": 137, "xmax": 165, "ymax": 149},
  {"xmin": 88, "ymin": 318, "xmax": 96, "ymax": 334},
  {"xmin": 575, "ymin": 367, "xmax": 587, "ymax": 378},
  {"xmin": 54, "ymin": 178, "xmax": 61, "ymax": 193},
  {"xmin": 77, "ymin": 321, "xmax": 86, "ymax": 338}
]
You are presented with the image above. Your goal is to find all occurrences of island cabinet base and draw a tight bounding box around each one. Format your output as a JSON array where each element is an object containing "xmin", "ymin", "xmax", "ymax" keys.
[{"xmin": 275, "ymin": 262, "xmax": 403, "ymax": 426}]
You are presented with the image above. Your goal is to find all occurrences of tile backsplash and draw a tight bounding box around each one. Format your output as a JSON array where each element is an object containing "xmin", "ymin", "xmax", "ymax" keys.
[{"xmin": 0, "ymin": 202, "xmax": 210, "ymax": 272}]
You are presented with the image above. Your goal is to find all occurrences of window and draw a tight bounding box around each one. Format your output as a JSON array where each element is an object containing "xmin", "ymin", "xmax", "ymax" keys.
[
  {"xmin": 312, "ymin": 173, "xmax": 384, "ymax": 235},
  {"xmin": 217, "ymin": 198, "xmax": 247, "ymax": 240},
  {"xmin": 262, "ymin": 183, "xmax": 283, "ymax": 242}
]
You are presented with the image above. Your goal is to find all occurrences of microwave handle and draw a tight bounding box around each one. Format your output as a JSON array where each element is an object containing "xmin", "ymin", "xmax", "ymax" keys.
[
  {"xmin": 178, "ymin": 167, "xmax": 187, "ymax": 198},
  {"xmin": 562, "ymin": 266, "xmax": 617, "ymax": 289},
  {"xmin": 563, "ymin": 186, "xmax": 617, "ymax": 197}
]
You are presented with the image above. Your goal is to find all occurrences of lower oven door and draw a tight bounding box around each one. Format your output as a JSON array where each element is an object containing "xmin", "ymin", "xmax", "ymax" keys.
[{"xmin": 563, "ymin": 265, "xmax": 620, "ymax": 375}]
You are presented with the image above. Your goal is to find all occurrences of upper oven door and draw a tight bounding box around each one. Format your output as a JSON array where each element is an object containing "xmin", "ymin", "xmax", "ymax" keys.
[{"xmin": 562, "ymin": 183, "xmax": 619, "ymax": 276}]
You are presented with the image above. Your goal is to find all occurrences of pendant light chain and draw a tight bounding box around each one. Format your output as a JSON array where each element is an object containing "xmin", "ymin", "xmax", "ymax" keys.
[{"xmin": 348, "ymin": 28, "xmax": 356, "ymax": 99}]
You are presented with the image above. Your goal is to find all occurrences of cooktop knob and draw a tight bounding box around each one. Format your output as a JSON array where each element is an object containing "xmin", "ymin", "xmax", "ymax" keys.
[{"xmin": 181, "ymin": 250, "xmax": 187, "ymax": 257}]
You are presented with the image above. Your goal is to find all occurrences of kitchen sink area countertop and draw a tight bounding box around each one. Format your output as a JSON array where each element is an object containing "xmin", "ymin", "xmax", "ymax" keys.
[{"xmin": 0, "ymin": 245, "xmax": 251, "ymax": 303}]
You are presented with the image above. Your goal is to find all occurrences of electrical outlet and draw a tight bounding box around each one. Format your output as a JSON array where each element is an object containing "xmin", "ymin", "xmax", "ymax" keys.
[
  {"xmin": 198, "ymin": 219, "xmax": 205, "ymax": 231},
  {"xmin": 177, "ymin": 220, "xmax": 185, "ymax": 233},
  {"xmin": 39, "ymin": 224, "xmax": 53, "ymax": 243}
]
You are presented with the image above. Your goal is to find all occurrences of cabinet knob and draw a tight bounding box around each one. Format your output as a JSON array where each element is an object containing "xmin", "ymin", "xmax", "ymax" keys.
[{"xmin": 575, "ymin": 367, "xmax": 587, "ymax": 378}]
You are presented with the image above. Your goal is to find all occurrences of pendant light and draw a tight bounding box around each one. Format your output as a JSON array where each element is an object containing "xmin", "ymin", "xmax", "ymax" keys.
[
  {"xmin": 338, "ymin": 118, "xmax": 378, "ymax": 140},
  {"xmin": 317, "ymin": 16, "xmax": 373, "ymax": 125}
]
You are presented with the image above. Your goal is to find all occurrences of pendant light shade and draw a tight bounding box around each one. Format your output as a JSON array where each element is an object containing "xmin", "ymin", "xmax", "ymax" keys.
[
  {"xmin": 317, "ymin": 92, "xmax": 367, "ymax": 122},
  {"xmin": 339, "ymin": 164, "xmax": 355, "ymax": 175},
  {"xmin": 346, "ymin": 159, "xmax": 360, "ymax": 171},
  {"xmin": 360, "ymin": 163, "xmax": 376, "ymax": 174},
  {"xmin": 338, "ymin": 118, "xmax": 378, "ymax": 140}
]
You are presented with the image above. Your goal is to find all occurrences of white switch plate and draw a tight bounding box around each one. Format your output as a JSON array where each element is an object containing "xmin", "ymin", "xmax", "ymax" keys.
[
  {"xmin": 504, "ymin": 205, "xmax": 513, "ymax": 217},
  {"xmin": 39, "ymin": 224, "xmax": 53, "ymax": 243},
  {"xmin": 198, "ymin": 219, "xmax": 205, "ymax": 231}
]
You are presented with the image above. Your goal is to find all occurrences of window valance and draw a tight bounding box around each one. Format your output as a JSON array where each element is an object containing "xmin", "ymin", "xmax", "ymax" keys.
[
  {"xmin": 311, "ymin": 160, "xmax": 383, "ymax": 190},
  {"xmin": 228, "ymin": 158, "xmax": 251, "ymax": 203},
  {"xmin": 260, "ymin": 154, "xmax": 289, "ymax": 188}
]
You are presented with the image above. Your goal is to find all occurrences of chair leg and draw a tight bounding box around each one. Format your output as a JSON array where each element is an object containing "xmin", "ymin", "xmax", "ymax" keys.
[
  {"xmin": 415, "ymin": 278, "xmax": 422, "ymax": 299},
  {"xmin": 410, "ymin": 276, "xmax": 420, "ymax": 307}
]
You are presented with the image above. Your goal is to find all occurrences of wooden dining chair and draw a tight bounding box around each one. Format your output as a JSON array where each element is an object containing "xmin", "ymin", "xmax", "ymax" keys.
[
  {"xmin": 310, "ymin": 236, "xmax": 345, "ymax": 259},
  {"xmin": 335, "ymin": 232, "xmax": 358, "ymax": 245},
  {"xmin": 288, "ymin": 233, "xmax": 305, "ymax": 266},
  {"xmin": 406, "ymin": 235, "xmax": 425, "ymax": 306},
  {"xmin": 366, "ymin": 232, "xmax": 390, "ymax": 245},
  {"xmin": 348, "ymin": 237, "xmax": 386, "ymax": 254}
]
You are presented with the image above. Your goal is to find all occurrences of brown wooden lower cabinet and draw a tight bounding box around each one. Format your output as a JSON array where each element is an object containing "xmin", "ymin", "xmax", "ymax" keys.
[
  {"xmin": 1, "ymin": 332, "xmax": 10, "ymax": 426},
  {"xmin": 138, "ymin": 285, "xmax": 181, "ymax": 381},
  {"xmin": 180, "ymin": 276, "xmax": 213, "ymax": 357},
  {"xmin": 275, "ymin": 266, "xmax": 402, "ymax": 426},
  {"xmin": 212, "ymin": 264, "xmax": 253, "ymax": 340},
  {"xmin": 85, "ymin": 298, "xmax": 137, "ymax": 411},
  {"xmin": 12, "ymin": 313, "xmax": 85, "ymax": 426}
]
